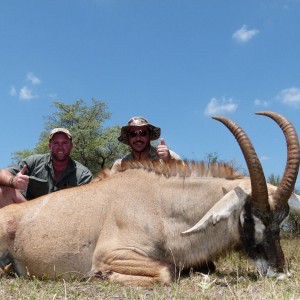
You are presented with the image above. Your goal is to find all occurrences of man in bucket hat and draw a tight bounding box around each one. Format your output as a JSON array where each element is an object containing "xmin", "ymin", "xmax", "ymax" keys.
[
  {"xmin": 0, "ymin": 127, "xmax": 92, "ymax": 207},
  {"xmin": 111, "ymin": 116, "xmax": 180, "ymax": 172},
  {"xmin": 110, "ymin": 116, "xmax": 216, "ymax": 274}
]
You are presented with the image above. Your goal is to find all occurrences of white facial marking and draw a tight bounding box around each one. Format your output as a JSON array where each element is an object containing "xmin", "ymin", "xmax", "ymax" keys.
[{"xmin": 253, "ymin": 215, "xmax": 265, "ymax": 243}]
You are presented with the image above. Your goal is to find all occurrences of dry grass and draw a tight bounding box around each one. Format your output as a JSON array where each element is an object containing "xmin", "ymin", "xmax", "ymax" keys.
[{"xmin": 0, "ymin": 237, "xmax": 299, "ymax": 300}]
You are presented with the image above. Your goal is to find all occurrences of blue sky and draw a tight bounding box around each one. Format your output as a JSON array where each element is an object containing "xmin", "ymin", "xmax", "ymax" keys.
[{"xmin": 1, "ymin": 0, "xmax": 300, "ymax": 186}]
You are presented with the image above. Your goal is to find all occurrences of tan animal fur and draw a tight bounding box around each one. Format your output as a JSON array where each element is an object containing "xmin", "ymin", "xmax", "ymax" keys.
[
  {"xmin": 0, "ymin": 111, "xmax": 299, "ymax": 286},
  {"xmin": 0, "ymin": 165, "xmax": 249, "ymax": 283}
]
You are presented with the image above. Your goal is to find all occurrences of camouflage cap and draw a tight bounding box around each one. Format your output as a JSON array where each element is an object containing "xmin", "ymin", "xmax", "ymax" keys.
[
  {"xmin": 118, "ymin": 116, "xmax": 161, "ymax": 145},
  {"xmin": 49, "ymin": 128, "xmax": 72, "ymax": 141}
]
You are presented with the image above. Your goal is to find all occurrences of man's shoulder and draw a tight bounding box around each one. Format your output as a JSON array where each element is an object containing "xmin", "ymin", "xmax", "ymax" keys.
[
  {"xmin": 24, "ymin": 153, "xmax": 50, "ymax": 164},
  {"xmin": 69, "ymin": 159, "xmax": 93, "ymax": 183},
  {"xmin": 113, "ymin": 153, "xmax": 132, "ymax": 164},
  {"xmin": 110, "ymin": 153, "xmax": 132, "ymax": 173},
  {"xmin": 71, "ymin": 159, "xmax": 92, "ymax": 174}
]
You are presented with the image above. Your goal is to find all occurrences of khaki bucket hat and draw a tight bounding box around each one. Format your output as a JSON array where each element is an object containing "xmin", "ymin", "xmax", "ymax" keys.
[
  {"xmin": 49, "ymin": 128, "xmax": 72, "ymax": 141},
  {"xmin": 118, "ymin": 116, "xmax": 161, "ymax": 145}
]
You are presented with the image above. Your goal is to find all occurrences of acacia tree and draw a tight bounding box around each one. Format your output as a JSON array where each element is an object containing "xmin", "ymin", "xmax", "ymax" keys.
[
  {"xmin": 12, "ymin": 99, "xmax": 129, "ymax": 175},
  {"xmin": 204, "ymin": 152, "xmax": 248, "ymax": 175},
  {"xmin": 268, "ymin": 173, "xmax": 300, "ymax": 236}
]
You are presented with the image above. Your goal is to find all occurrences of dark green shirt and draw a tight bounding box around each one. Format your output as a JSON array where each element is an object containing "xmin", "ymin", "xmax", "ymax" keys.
[{"xmin": 7, "ymin": 153, "xmax": 93, "ymax": 200}]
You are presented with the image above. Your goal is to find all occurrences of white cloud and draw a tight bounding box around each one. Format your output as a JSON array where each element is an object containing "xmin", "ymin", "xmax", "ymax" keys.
[
  {"xmin": 27, "ymin": 72, "xmax": 41, "ymax": 85},
  {"xmin": 277, "ymin": 87, "xmax": 300, "ymax": 107},
  {"xmin": 259, "ymin": 155, "xmax": 270, "ymax": 161},
  {"xmin": 204, "ymin": 97, "xmax": 238, "ymax": 116},
  {"xmin": 254, "ymin": 99, "xmax": 270, "ymax": 107},
  {"xmin": 9, "ymin": 72, "xmax": 42, "ymax": 101},
  {"xmin": 232, "ymin": 25, "xmax": 259, "ymax": 43},
  {"xmin": 19, "ymin": 86, "xmax": 35, "ymax": 100},
  {"xmin": 9, "ymin": 86, "xmax": 17, "ymax": 96}
]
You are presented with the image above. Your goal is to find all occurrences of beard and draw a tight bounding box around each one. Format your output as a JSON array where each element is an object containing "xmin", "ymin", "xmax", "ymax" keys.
[
  {"xmin": 52, "ymin": 152, "xmax": 71, "ymax": 162},
  {"xmin": 131, "ymin": 141, "xmax": 149, "ymax": 153}
]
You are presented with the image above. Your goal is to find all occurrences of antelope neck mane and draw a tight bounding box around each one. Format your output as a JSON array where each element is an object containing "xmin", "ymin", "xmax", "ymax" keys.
[{"xmin": 117, "ymin": 159, "xmax": 243, "ymax": 180}]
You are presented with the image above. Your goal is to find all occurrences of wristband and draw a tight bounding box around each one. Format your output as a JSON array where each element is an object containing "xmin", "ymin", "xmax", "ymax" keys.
[{"xmin": 8, "ymin": 176, "xmax": 15, "ymax": 188}]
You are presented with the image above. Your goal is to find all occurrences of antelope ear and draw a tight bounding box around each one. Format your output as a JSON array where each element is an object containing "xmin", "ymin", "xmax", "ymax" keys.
[
  {"xmin": 222, "ymin": 187, "xmax": 228, "ymax": 195},
  {"xmin": 288, "ymin": 193, "xmax": 300, "ymax": 216},
  {"xmin": 182, "ymin": 186, "xmax": 249, "ymax": 234}
]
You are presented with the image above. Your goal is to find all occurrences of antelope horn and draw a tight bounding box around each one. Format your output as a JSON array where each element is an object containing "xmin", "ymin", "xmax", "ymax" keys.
[
  {"xmin": 256, "ymin": 112, "xmax": 300, "ymax": 208},
  {"xmin": 212, "ymin": 116, "xmax": 269, "ymax": 211}
]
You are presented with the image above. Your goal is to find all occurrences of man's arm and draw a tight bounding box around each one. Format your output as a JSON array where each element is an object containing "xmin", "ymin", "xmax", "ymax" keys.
[
  {"xmin": 77, "ymin": 166, "xmax": 93, "ymax": 185},
  {"xmin": 0, "ymin": 166, "xmax": 29, "ymax": 190},
  {"xmin": 110, "ymin": 159, "xmax": 122, "ymax": 174},
  {"xmin": 0, "ymin": 169, "xmax": 15, "ymax": 187},
  {"xmin": 156, "ymin": 138, "xmax": 181, "ymax": 162}
]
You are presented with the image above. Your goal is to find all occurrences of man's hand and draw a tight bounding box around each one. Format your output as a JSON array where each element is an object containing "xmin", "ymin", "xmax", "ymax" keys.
[
  {"xmin": 156, "ymin": 138, "xmax": 171, "ymax": 161},
  {"xmin": 12, "ymin": 165, "xmax": 29, "ymax": 190}
]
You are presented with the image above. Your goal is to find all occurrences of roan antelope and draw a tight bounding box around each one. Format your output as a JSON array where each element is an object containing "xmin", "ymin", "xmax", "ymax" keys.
[{"xmin": 0, "ymin": 111, "xmax": 299, "ymax": 286}]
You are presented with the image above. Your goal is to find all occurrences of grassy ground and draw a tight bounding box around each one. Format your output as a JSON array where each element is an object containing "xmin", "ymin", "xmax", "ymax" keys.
[{"xmin": 0, "ymin": 237, "xmax": 299, "ymax": 300}]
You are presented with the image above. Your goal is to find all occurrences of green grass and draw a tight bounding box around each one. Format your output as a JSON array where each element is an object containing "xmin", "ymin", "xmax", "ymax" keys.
[{"xmin": 0, "ymin": 238, "xmax": 299, "ymax": 300}]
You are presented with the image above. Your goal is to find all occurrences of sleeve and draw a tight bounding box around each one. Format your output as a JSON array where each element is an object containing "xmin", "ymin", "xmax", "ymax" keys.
[
  {"xmin": 78, "ymin": 167, "xmax": 93, "ymax": 185},
  {"xmin": 6, "ymin": 158, "xmax": 31, "ymax": 176},
  {"xmin": 169, "ymin": 150, "xmax": 181, "ymax": 160},
  {"xmin": 110, "ymin": 159, "xmax": 122, "ymax": 174}
]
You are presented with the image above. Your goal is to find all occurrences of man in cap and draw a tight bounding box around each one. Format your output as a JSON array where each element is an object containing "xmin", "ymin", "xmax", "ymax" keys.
[
  {"xmin": 111, "ymin": 116, "xmax": 180, "ymax": 172},
  {"xmin": 0, "ymin": 128, "xmax": 93, "ymax": 207}
]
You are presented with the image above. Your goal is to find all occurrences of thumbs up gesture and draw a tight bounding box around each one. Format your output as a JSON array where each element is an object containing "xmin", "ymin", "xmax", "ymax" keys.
[
  {"xmin": 156, "ymin": 138, "xmax": 171, "ymax": 161},
  {"xmin": 12, "ymin": 165, "xmax": 29, "ymax": 190}
]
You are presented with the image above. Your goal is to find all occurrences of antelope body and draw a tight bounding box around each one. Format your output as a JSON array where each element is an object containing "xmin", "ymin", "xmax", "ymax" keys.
[{"xmin": 0, "ymin": 112, "xmax": 299, "ymax": 286}]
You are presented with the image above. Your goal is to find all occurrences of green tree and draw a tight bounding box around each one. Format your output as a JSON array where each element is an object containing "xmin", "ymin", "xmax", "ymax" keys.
[
  {"xmin": 268, "ymin": 173, "xmax": 300, "ymax": 236},
  {"xmin": 11, "ymin": 149, "xmax": 35, "ymax": 163},
  {"xmin": 12, "ymin": 99, "xmax": 129, "ymax": 175},
  {"xmin": 268, "ymin": 173, "xmax": 281, "ymax": 186},
  {"xmin": 204, "ymin": 152, "xmax": 218, "ymax": 167},
  {"xmin": 204, "ymin": 152, "xmax": 248, "ymax": 175}
]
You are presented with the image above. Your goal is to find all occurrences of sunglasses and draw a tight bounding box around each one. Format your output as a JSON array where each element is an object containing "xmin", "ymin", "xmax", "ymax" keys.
[{"xmin": 128, "ymin": 130, "xmax": 148, "ymax": 138}]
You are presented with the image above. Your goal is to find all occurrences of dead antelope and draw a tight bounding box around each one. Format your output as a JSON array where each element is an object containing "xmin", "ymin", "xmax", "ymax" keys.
[{"xmin": 0, "ymin": 111, "xmax": 299, "ymax": 286}]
